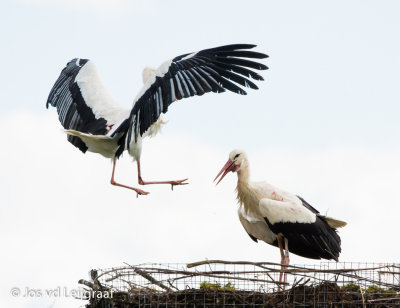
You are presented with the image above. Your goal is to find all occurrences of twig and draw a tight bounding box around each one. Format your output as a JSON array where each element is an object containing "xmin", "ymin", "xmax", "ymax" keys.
[
  {"xmin": 78, "ymin": 279, "xmax": 94, "ymax": 289},
  {"xmin": 187, "ymin": 260, "xmax": 391, "ymax": 273},
  {"xmin": 123, "ymin": 262, "xmax": 173, "ymax": 292},
  {"xmin": 368, "ymin": 297, "xmax": 400, "ymax": 303}
]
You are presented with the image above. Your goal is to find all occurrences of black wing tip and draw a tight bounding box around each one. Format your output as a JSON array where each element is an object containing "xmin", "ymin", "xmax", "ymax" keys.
[
  {"xmin": 219, "ymin": 44, "xmax": 269, "ymax": 59},
  {"xmin": 236, "ymin": 43, "xmax": 257, "ymax": 49},
  {"xmin": 232, "ymin": 44, "xmax": 270, "ymax": 58},
  {"xmin": 215, "ymin": 50, "xmax": 269, "ymax": 60},
  {"xmin": 256, "ymin": 54, "xmax": 269, "ymax": 59},
  {"xmin": 66, "ymin": 58, "xmax": 90, "ymax": 68},
  {"xmin": 211, "ymin": 43, "xmax": 258, "ymax": 52}
]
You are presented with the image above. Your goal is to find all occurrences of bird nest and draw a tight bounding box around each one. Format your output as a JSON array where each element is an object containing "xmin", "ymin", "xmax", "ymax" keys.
[{"xmin": 79, "ymin": 260, "xmax": 400, "ymax": 307}]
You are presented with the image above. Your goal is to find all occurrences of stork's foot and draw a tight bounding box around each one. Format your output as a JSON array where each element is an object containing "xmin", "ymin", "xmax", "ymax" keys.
[
  {"xmin": 111, "ymin": 179, "xmax": 150, "ymax": 197},
  {"xmin": 138, "ymin": 177, "xmax": 189, "ymax": 190},
  {"xmin": 134, "ymin": 188, "xmax": 150, "ymax": 198},
  {"xmin": 169, "ymin": 178, "xmax": 189, "ymax": 190}
]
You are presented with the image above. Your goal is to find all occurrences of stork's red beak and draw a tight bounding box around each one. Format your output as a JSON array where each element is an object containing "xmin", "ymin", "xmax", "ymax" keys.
[{"xmin": 214, "ymin": 159, "xmax": 236, "ymax": 185}]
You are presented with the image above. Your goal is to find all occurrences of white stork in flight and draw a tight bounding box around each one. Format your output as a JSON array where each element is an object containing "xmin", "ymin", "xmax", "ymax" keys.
[
  {"xmin": 46, "ymin": 44, "xmax": 268, "ymax": 196},
  {"xmin": 214, "ymin": 149, "xmax": 347, "ymax": 289}
]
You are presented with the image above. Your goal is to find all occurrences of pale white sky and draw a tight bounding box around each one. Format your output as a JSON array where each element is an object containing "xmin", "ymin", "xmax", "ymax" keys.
[{"xmin": 1, "ymin": 1, "xmax": 400, "ymax": 307}]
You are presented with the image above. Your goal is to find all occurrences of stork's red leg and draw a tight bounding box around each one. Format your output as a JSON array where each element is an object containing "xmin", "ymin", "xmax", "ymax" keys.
[
  {"xmin": 136, "ymin": 160, "xmax": 188, "ymax": 190},
  {"xmin": 277, "ymin": 235, "xmax": 285, "ymax": 291},
  {"xmin": 283, "ymin": 238, "xmax": 290, "ymax": 285},
  {"xmin": 110, "ymin": 158, "xmax": 149, "ymax": 197}
]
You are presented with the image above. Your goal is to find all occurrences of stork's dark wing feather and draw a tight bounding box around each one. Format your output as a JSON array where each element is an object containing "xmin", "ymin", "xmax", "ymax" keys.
[
  {"xmin": 264, "ymin": 196, "xmax": 342, "ymax": 261},
  {"xmin": 297, "ymin": 195, "xmax": 320, "ymax": 214},
  {"xmin": 126, "ymin": 44, "xmax": 268, "ymax": 145},
  {"xmin": 46, "ymin": 59, "xmax": 110, "ymax": 152},
  {"xmin": 264, "ymin": 216, "xmax": 341, "ymax": 261},
  {"xmin": 246, "ymin": 232, "xmax": 259, "ymax": 243}
]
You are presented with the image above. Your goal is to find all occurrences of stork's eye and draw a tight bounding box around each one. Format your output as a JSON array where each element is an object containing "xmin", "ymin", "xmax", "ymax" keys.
[{"xmin": 234, "ymin": 154, "xmax": 240, "ymax": 159}]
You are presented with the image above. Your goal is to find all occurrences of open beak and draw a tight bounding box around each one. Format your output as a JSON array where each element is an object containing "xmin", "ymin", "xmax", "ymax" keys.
[{"xmin": 214, "ymin": 159, "xmax": 235, "ymax": 185}]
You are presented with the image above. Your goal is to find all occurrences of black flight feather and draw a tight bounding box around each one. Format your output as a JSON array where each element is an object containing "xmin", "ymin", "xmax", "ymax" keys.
[
  {"xmin": 127, "ymin": 44, "xmax": 268, "ymax": 144},
  {"xmin": 46, "ymin": 58, "xmax": 108, "ymax": 153}
]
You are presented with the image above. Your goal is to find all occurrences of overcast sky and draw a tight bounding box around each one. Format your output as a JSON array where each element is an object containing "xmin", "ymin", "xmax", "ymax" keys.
[{"xmin": 1, "ymin": 1, "xmax": 400, "ymax": 307}]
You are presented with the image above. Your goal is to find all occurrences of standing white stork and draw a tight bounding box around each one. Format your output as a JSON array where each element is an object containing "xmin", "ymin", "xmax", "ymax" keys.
[
  {"xmin": 214, "ymin": 149, "xmax": 347, "ymax": 288},
  {"xmin": 46, "ymin": 44, "xmax": 268, "ymax": 196}
]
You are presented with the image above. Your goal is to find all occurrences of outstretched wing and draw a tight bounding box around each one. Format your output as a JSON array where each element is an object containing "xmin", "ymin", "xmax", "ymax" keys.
[
  {"xmin": 46, "ymin": 59, "xmax": 129, "ymax": 152},
  {"xmin": 126, "ymin": 44, "xmax": 268, "ymax": 145}
]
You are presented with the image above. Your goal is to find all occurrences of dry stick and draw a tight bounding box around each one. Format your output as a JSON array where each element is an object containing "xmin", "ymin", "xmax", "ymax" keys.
[
  {"xmin": 368, "ymin": 297, "xmax": 400, "ymax": 303},
  {"xmin": 187, "ymin": 260, "xmax": 391, "ymax": 273},
  {"xmin": 105, "ymin": 273, "xmax": 125, "ymax": 282},
  {"xmin": 118, "ymin": 278, "xmax": 156, "ymax": 292},
  {"xmin": 353, "ymin": 272, "xmax": 367, "ymax": 308},
  {"xmin": 377, "ymin": 271, "xmax": 400, "ymax": 274},
  {"xmin": 359, "ymin": 283, "xmax": 366, "ymax": 308},
  {"xmin": 176, "ymin": 272, "xmax": 281, "ymax": 284},
  {"xmin": 167, "ymin": 280, "xmax": 180, "ymax": 291},
  {"xmin": 98, "ymin": 267, "xmax": 127, "ymax": 279},
  {"xmin": 110, "ymin": 268, "xmax": 272, "ymax": 278},
  {"xmin": 123, "ymin": 262, "xmax": 173, "ymax": 292},
  {"xmin": 120, "ymin": 279, "xmax": 152, "ymax": 292},
  {"xmin": 187, "ymin": 260, "xmax": 307, "ymax": 269},
  {"xmin": 78, "ymin": 279, "xmax": 112, "ymax": 292},
  {"xmin": 144, "ymin": 268, "xmax": 276, "ymax": 276},
  {"xmin": 78, "ymin": 279, "xmax": 95, "ymax": 289},
  {"xmin": 337, "ymin": 272, "xmax": 399, "ymax": 290}
]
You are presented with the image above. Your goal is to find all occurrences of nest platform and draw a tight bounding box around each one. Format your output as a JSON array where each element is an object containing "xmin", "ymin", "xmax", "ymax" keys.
[{"xmin": 78, "ymin": 260, "xmax": 400, "ymax": 307}]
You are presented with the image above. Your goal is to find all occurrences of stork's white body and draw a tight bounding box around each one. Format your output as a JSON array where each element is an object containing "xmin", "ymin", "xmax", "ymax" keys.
[
  {"xmin": 65, "ymin": 63, "xmax": 163, "ymax": 161},
  {"xmin": 236, "ymin": 180, "xmax": 316, "ymax": 246}
]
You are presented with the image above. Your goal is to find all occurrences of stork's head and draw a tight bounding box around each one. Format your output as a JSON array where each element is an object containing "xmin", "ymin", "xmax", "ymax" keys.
[{"xmin": 214, "ymin": 149, "xmax": 248, "ymax": 185}]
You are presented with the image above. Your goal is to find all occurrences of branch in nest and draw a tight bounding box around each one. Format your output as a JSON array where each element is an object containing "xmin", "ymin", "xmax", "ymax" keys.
[{"xmin": 123, "ymin": 262, "xmax": 173, "ymax": 292}]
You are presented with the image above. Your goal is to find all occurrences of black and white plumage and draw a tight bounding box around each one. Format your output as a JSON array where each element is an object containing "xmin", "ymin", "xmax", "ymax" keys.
[
  {"xmin": 46, "ymin": 44, "xmax": 268, "ymax": 195},
  {"xmin": 214, "ymin": 149, "xmax": 347, "ymax": 288}
]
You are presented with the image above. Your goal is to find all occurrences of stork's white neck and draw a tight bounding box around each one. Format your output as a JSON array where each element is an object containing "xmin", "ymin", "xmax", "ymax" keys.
[
  {"xmin": 237, "ymin": 162, "xmax": 250, "ymax": 184},
  {"xmin": 235, "ymin": 164, "xmax": 262, "ymax": 215}
]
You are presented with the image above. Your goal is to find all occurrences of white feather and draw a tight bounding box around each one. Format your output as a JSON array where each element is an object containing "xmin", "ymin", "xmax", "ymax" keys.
[
  {"xmin": 238, "ymin": 207, "xmax": 277, "ymax": 244},
  {"xmin": 75, "ymin": 61, "xmax": 130, "ymax": 124},
  {"xmin": 259, "ymin": 197, "xmax": 316, "ymax": 225},
  {"xmin": 127, "ymin": 136, "xmax": 142, "ymax": 162},
  {"xmin": 142, "ymin": 67, "xmax": 156, "ymax": 84},
  {"xmin": 133, "ymin": 59, "xmax": 173, "ymax": 104},
  {"xmin": 64, "ymin": 130, "xmax": 118, "ymax": 158}
]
